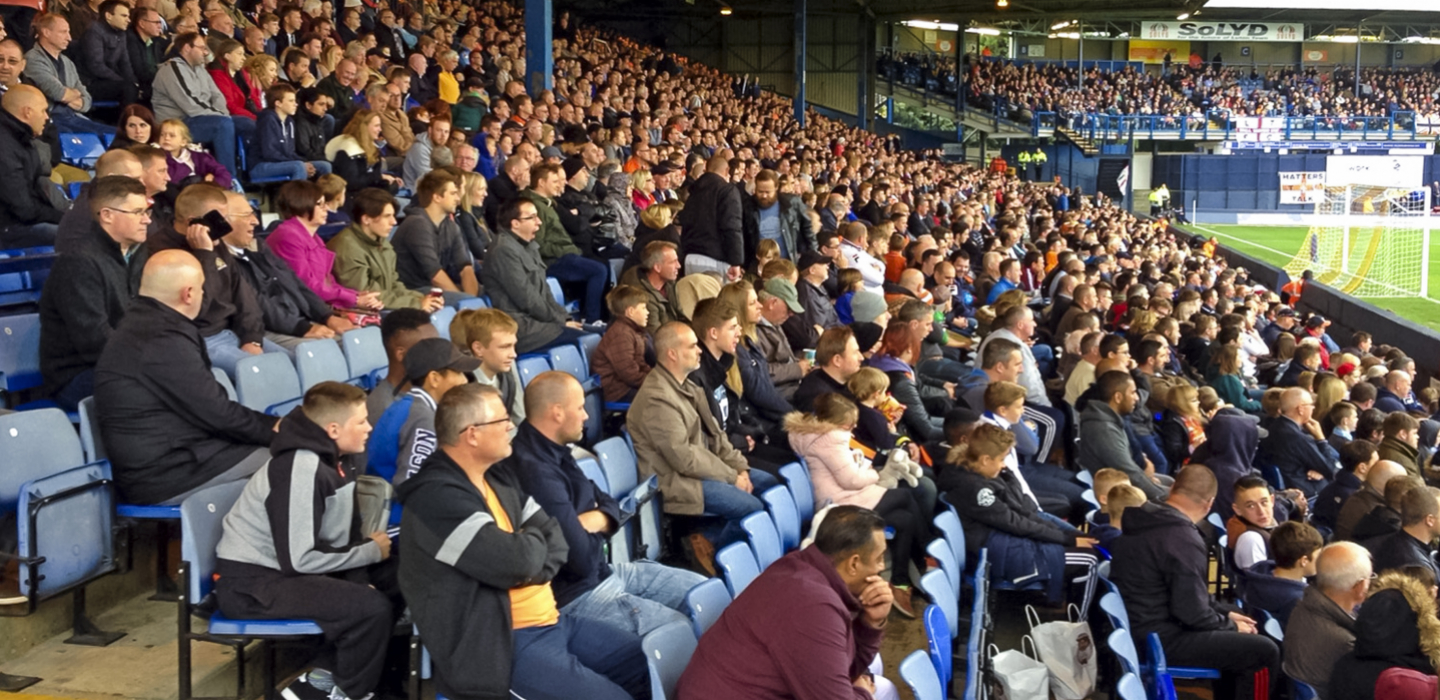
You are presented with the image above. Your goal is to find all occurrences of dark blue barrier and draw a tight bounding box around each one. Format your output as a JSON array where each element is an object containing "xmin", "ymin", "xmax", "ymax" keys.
[{"xmin": 1154, "ymin": 153, "xmax": 1440, "ymax": 215}]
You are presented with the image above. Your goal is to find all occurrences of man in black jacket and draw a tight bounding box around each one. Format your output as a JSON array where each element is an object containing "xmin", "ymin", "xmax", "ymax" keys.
[
  {"xmin": 741, "ymin": 169, "xmax": 809, "ymax": 264},
  {"xmin": 691, "ymin": 299, "xmax": 793, "ymax": 475},
  {"xmin": 93, "ymin": 249, "xmax": 277, "ymax": 505},
  {"xmin": 39, "ymin": 176, "xmax": 150, "ymax": 411},
  {"xmin": 77, "ymin": 0, "xmax": 137, "ymax": 105},
  {"xmin": 1370, "ymin": 485, "xmax": 1440, "ymax": 580},
  {"xmin": 1258, "ymin": 387, "xmax": 1340, "ymax": 499},
  {"xmin": 677, "ymin": 154, "xmax": 743, "ymax": 280},
  {"xmin": 55, "ymin": 148, "xmax": 143, "ymax": 253},
  {"xmin": 1112, "ymin": 465, "xmax": 1280, "ymax": 700},
  {"xmin": 0, "ymin": 85, "xmax": 64, "ymax": 248},
  {"xmin": 483, "ymin": 154, "xmax": 528, "ymax": 231},
  {"xmin": 218, "ymin": 191, "xmax": 355, "ymax": 350},
  {"xmin": 509, "ymin": 371, "xmax": 706, "ymax": 635},
  {"xmin": 398, "ymin": 384, "xmax": 647, "ymax": 700},
  {"xmin": 126, "ymin": 6, "xmax": 167, "ymax": 101}
]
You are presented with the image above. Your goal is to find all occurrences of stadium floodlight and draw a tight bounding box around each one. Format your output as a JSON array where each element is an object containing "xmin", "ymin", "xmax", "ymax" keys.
[{"xmin": 1285, "ymin": 185, "xmax": 1432, "ymax": 299}]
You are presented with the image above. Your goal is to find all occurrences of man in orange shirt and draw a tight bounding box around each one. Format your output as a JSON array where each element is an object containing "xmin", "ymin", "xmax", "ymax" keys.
[{"xmin": 1282, "ymin": 269, "xmax": 1312, "ymax": 305}]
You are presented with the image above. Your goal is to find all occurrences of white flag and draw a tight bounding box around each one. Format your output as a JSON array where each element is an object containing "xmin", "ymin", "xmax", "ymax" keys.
[{"xmin": 1117, "ymin": 165, "xmax": 1130, "ymax": 194}]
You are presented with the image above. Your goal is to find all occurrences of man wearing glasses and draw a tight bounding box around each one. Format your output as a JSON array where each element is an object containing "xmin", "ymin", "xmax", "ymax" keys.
[
  {"xmin": 38, "ymin": 176, "xmax": 151, "ymax": 411},
  {"xmin": 151, "ymin": 31, "xmax": 256, "ymax": 182},
  {"xmin": 399, "ymin": 383, "xmax": 649, "ymax": 700},
  {"xmin": 1259, "ymin": 387, "xmax": 1341, "ymax": 500},
  {"xmin": 482, "ymin": 197, "xmax": 589, "ymax": 354}
]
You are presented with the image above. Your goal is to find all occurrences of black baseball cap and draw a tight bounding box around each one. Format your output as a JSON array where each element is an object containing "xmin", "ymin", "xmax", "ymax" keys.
[{"xmin": 404, "ymin": 338, "xmax": 480, "ymax": 384}]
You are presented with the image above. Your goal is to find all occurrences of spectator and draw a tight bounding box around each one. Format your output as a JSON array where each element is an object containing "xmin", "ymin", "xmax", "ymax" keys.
[
  {"xmin": 755, "ymin": 277, "xmax": 808, "ymax": 399},
  {"xmin": 0, "ymin": 85, "xmax": 63, "ymax": 248},
  {"xmin": 742, "ymin": 169, "xmax": 808, "ymax": 263},
  {"xmin": 213, "ymin": 381, "xmax": 398, "ymax": 700},
  {"xmin": 1077, "ymin": 370, "xmax": 1169, "ymax": 502},
  {"xmin": 397, "ymin": 383, "xmax": 648, "ymax": 700},
  {"xmin": 314, "ymin": 58, "xmax": 358, "ymax": 127},
  {"xmin": 157, "ymin": 118, "xmax": 233, "ymax": 189},
  {"xmin": 54, "ymin": 147, "xmax": 144, "ymax": 253},
  {"xmin": 590, "ymin": 284, "xmax": 652, "ymax": 404},
  {"xmin": 1314, "ymin": 439, "xmax": 1379, "ymax": 533},
  {"xmin": 792, "ymin": 326, "xmax": 864, "ymax": 414},
  {"xmin": 126, "ymin": 6, "xmax": 167, "ymax": 98},
  {"xmin": 836, "ymin": 221, "xmax": 885, "ymax": 293},
  {"xmin": 325, "ymin": 108, "xmax": 401, "ymax": 193},
  {"xmin": 265, "ymin": 179, "xmax": 382, "ymax": 311},
  {"xmin": 392, "ymin": 168, "xmax": 478, "ymax": 301},
  {"xmin": 453, "ymin": 170, "xmax": 491, "ymax": 262},
  {"xmin": 1258, "ymin": 387, "xmax": 1340, "ymax": 499},
  {"xmin": 38, "ymin": 176, "xmax": 149, "ymax": 410},
  {"xmin": 94, "ymin": 249, "xmax": 276, "ymax": 505},
  {"xmin": 328, "ymin": 188, "xmax": 442, "ymax": 311},
  {"xmin": 1336, "ymin": 459, "xmax": 1408, "ymax": 541},
  {"xmin": 1283, "ymin": 541, "xmax": 1373, "ymax": 698},
  {"xmin": 1370, "ymin": 485, "xmax": 1440, "ymax": 580},
  {"xmin": 377, "ymin": 80, "xmax": 414, "ymax": 156},
  {"xmin": 253, "ymin": 82, "xmax": 332, "ymax": 181},
  {"xmin": 77, "ymin": 0, "xmax": 137, "ymax": 106},
  {"xmin": 1158, "ymin": 383, "xmax": 1208, "ymax": 470},
  {"xmin": 1228, "ymin": 475, "xmax": 1284, "ymax": 570},
  {"xmin": 628, "ymin": 321, "xmax": 781, "ymax": 572},
  {"xmin": 867, "ymin": 321, "xmax": 943, "ymax": 443},
  {"xmin": 218, "ymin": 189, "xmax": 354, "ymax": 352},
  {"xmin": 1111, "ymin": 465, "xmax": 1280, "ymax": 700},
  {"xmin": 207, "ymin": 38, "xmax": 258, "ymax": 120},
  {"xmin": 1378, "ymin": 411, "xmax": 1422, "ymax": 478},
  {"xmin": 796, "ymin": 249, "xmax": 841, "ymax": 332},
  {"xmin": 483, "ymin": 151, "xmax": 528, "ymax": 229},
  {"xmin": 482, "ymin": 197, "xmax": 587, "ymax": 354},
  {"xmin": 511, "ymin": 371, "xmax": 707, "ymax": 632},
  {"xmin": 1241, "ymin": 520, "xmax": 1324, "ymax": 628},
  {"xmin": 1328, "ymin": 569, "xmax": 1440, "ymax": 700},
  {"xmin": 1193, "ymin": 412, "xmax": 1262, "ymax": 519},
  {"xmin": 449, "ymin": 308, "xmax": 527, "ymax": 432},
  {"xmin": 678, "ymin": 153, "xmax": 743, "ymax": 280},
  {"xmin": 291, "ymin": 86, "xmax": 329, "ymax": 158},
  {"xmin": 110, "ymin": 103, "xmax": 157, "ymax": 150},
  {"xmin": 677, "ymin": 505, "xmax": 898, "ymax": 700},
  {"xmin": 522, "ymin": 161, "xmax": 608, "ymax": 324},
  {"xmin": 400, "ymin": 111, "xmax": 448, "ymax": 189},
  {"xmin": 364, "ymin": 308, "xmax": 434, "ymax": 424},
  {"xmin": 24, "ymin": 14, "xmax": 110, "ymax": 135},
  {"xmin": 629, "ymin": 239, "xmax": 684, "ymax": 335},
  {"xmin": 152, "ymin": 31, "xmax": 255, "ymax": 182}
]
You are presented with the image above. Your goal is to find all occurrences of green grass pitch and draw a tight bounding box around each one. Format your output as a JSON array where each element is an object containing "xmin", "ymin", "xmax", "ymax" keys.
[{"xmin": 1179, "ymin": 223, "xmax": 1440, "ymax": 332}]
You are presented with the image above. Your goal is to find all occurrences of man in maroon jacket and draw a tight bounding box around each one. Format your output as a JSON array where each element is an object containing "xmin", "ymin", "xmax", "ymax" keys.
[{"xmin": 676, "ymin": 505, "xmax": 897, "ymax": 699}]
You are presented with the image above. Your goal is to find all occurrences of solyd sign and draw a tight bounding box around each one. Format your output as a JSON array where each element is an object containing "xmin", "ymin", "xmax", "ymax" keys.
[{"xmin": 1142, "ymin": 21, "xmax": 1303, "ymax": 42}]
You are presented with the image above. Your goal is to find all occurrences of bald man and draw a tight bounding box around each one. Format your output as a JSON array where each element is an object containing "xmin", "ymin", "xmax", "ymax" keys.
[
  {"xmin": 507, "ymin": 371, "xmax": 707, "ymax": 634},
  {"xmin": 55, "ymin": 148, "xmax": 143, "ymax": 253},
  {"xmin": 677, "ymin": 154, "xmax": 744, "ymax": 281},
  {"xmin": 0, "ymin": 84, "xmax": 65, "ymax": 248},
  {"xmin": 1258, "ymin": 387, "xmax": 1340, "ymax": 499},
  {"xmin": 1335, "ymin": 459, "xmax": 1407, "ymax": 541},
  {"xmin": 93, "ymin": 249, "xmax": 277, "ymax": 505},
  {"xmin": 1284, "ymin": 541, "xmax": 1372, "ymax": 698}
]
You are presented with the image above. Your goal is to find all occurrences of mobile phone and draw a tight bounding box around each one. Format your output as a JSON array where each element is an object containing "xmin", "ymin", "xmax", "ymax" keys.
[{"xmin": 190, "ymin": 209, "xmax": 233, "ymax": 241}]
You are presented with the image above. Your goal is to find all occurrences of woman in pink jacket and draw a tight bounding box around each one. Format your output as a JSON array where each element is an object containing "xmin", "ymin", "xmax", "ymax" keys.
[
  {"xmin": 266, "ymin": 180, "xmax": 383, "ymax": 312},
  {"xmin": 785, "ymin": 392, "xmax": 929, "ymax": 616}
]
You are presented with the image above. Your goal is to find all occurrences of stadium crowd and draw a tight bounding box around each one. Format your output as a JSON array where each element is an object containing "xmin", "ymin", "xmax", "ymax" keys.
[{"xmin": 5, "ymin": 0, "xmax": 1440, "ymax": 698}]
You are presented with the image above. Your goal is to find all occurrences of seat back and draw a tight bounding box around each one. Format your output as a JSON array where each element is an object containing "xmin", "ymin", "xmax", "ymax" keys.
[
  {"xmin": 777, "ymin": 462, "xmax": 814, "ymax": 524},
  {"xmin": 917, "ymin": 569, "xmax": 957, "ymax": 640},
  {"xmin": 16, "ymin": 460, "xmax": 113, "ymax": 599},
  {"xmin": 430, "ymin": 306, "xmax": 457, "ymax": 340},
  {"xmin": 294, "ymin": 339, "xmax": 351, "ymax": 390},
  {"xmin": 594, "ymin": 436, "xmax": 638, "ymax": 497},
  {"xmin": 547, "ymin": 344, "xmax": 589, "ymax": 383},
  {"xmin": 933, "ymin": 509, "xmax": 966, "ymax": 576},
  {"xmin": 516, "ymin": 356, "xmax": 550, "ymax": 388},
  {"xmin": 922, "ymin": 601, "xmax": 953, "ymax": 687},
  {"xmin": 1108, "ymin": 628, "xmax": 1142, "ymax": 676},
  {"xmin": 59, "ymin": 132, "xmax": 105, "ymax": 167},
  {"xmin": 739, "ymin": 511, "xmax": 783, "ymax": 569},
  {"xmin": 1100, "ymin": 591, "xmax": 1130, "ymax": 631},
  {"xmin": 341, "ymin": 327, "xmax": 387, "ymax": 389},
  {"xmin": 456, "ymin": 297, "xmax": 490, "ymax": 310},
  {"xmin": 925, "ymin": 537, "xmax": 960, "ymax": 597},
  {"xmin": 0, "ymin": 312, "xmax": 42, "ymax": 393},
  {"xmin": 179, "ymin": 480, "xmax": 249, "ymax": 600},
  {"xmin": 576, "ymin": 457, "xmax": 608, "ymax": 492},
  {"xmin": 78, "ymin": 395, "xmax": 107, "ymax": 463},
  {"xmin": 0, "ymin": 408, "xmax": 86, "ymax": 516},
  {"xmin": 715, "ymin": 541, "xmax": 760, "ymax": 598},
  {"xmin": 641, "ymin": 620, "xmax": 697, "ymax": 700},
  {"xmin": 683, "ymin": 578, "xmax": 731, "ymax": 638},
  {"xmin": 1116, "ymin": 672, "xmax": 1146, "ymax": 700},
  {"xmin": 546, "ymin": 277, "xmax": 566, "ymax": 307},
  {"xmin": 234, "ymin": 353, "xmax": 303, "ymax": 415},
  {"xmin": 1293, "ymin": 679, "xmax": 1319, "ymax": 700},
  {"xmin": 578, "ymin": 332, "xmax": 601, "ymax": 365},
  {"xmin": 899, "ymin": 649, "xmax": 945, "ymax": 700},
  {"xmin": 213, "ymin": 367, "xmax": 238, "ymax": 401},
  {"xmin": 760, "ymin": 486, "xmax": 801, "ymax": 551},
  {"xmin": 1262, "ymin": 463, "xmax": 1286, "ymax": 491},
  {"xmin": 1261, "ymin": 610, "xmax": 1284, "ymax": 642}
]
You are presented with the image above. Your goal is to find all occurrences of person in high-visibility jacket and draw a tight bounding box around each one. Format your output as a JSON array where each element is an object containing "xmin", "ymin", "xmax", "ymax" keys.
[
  {"xmin": 1016, "ymin": 149, "xmax": 1033, "ymax": 180},
  {"xmin": 1032, "ymin": 148, "xmax": 1048, "ymax": 181},
  {"xmin": 1148, "ymin": 185, "xmax": 1170, "ymax": 216}
]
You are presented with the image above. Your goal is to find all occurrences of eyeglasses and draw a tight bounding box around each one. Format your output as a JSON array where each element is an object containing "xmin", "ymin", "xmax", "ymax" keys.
[
  {"xmin": 465, "ymin": 416, "xmax": 513, "ymax": 431},
  {"xmin": 517, "ymin": 214, "xmax": 539, "ymax": 221},
  {"xmin": 105, "ymin": 206, "xmax": 152, "ymax": 219}
]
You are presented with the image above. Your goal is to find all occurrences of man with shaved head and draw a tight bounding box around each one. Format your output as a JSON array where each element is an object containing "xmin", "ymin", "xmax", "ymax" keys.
[
  {"xmin": 1336, "ymin": 459, "xmax": 1408, "ymax": 541},
  {"xmin": 55, "ymin": 148, "xmax": 143, "ymax": 253},
  {"xmin": 1284, "ymin": 541, "xmax": 1372, "ymax": 698},
  {"xmin": 678, "ymin": 153, "xmax": 744, "ymax": 281},
  {"xmin": 0, "ymin": 84, "xmax": 65, "ymax": 248},
  {"xmin": 94, "ymin": 249, "xmax": 278, "ymax": 505},
  {"xmin": 508, "ymin": 370, "xmax": 706, "ymax": 636},
  {"xmin": 1259, "ymin": 387, "xmax": 1341, "ymax": 499}
]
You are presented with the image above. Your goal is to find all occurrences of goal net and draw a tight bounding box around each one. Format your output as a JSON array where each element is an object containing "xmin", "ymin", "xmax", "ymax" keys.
[{"xmin": 1284, "ymin": 184, "xmax": 1432, "ymax": 298}]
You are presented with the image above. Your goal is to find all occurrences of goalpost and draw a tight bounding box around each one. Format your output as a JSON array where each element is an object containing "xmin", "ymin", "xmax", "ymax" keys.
[{"xmin": 1284, "ymin": 184, "xmax": 1432, "ymax": 299}]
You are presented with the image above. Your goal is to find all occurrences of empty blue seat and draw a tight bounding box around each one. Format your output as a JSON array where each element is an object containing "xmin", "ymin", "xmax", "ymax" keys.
[
  {"xmin": 77, "ymin": 396, "xmax": 106, "ymax": 464},
  {"xmin": 0, "ymin": 312, "xmax": 42, "ymax": 394},
  {"xmin": 933, "ymin": 509, "xmax": 966, "ymax": 581},
  {"xmin": 1107, "ymin": 627, "xmax": 1142, "ymax": 676},
  {"xmin": 578, "ymin": 332, "xmax": 601, "ymax": 365},
  {"xmin": 760, "ymin": 486, "xmax": 801, "ymax": 551},
  {"xmin": 900, "ymin": 650, "xmax": 944, "ymax": 700},
  {"xmin": 1117, "ymin": 672, "xmax": 1146, "ymax": 700},
  {"xmin": 576, "ymin": 456, "xmax": 608, "ymax": 492},
  {"xmin": 715, "ymin": 542, "xmax": 760, "ymax": 598},
  {"xmin": 233, "ymin": 353, "xmax": 303, "ymax": 415},
  {"xmin": 431, "ymin": 306, "xmax": 458, "ymax": 340},
  {"xmin": 58, "ymin": 132, "xmax": 105, "ymax": 167},
  {"xmin": 777, "ymin": 462, "xmax": 814, "ymax": 526},
  {"xmin": 594, "ymin": 436, "xmax": 638, "ymax": 497},
  {"xmin": 341, "ymin": 327, "xmax": 387, "ymax": 390},
  {"xmin": 641, "ymin": 620, "xmax": 696, "ymax": 700},
  {"xmin": 548, "ymin": 343, "xmax": 599, "ymax": 391},
  {"xmin": 925, "ymin": 537, "xmax": 960, "ymax": 598},
  {"xmin": 212, "ymin": 366, "xmax": 238, "ymax": 401},
  {"xmin": 516, "ymin": 355, "xmax": 549, "ymax": 387},
  {"xmin": 683, "ymin": 578, "xmax": 731, "ymax": 638},
  {"xmin": 739, "ymin": 511, "xmax": 782, "ymax": 569},
  {"xmin": 917, "ymin": 569, "xmax": 957, "ymax": 641},
  {"xmin": 922, "ymin": 599, "xmax": 953, "ymax": 688},
  {"xmin": 294, "ymin": 339, "xmax": 353, "ymax": 390}
]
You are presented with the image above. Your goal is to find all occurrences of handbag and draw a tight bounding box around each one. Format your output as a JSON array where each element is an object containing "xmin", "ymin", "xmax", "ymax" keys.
[
  {"xmin": 988, "ymin": 636, "xmax": 1052, "ymax": 700},
  {"xmin": 1026, "ymin": 604, "xmax": 1098, "ymax": 700}
]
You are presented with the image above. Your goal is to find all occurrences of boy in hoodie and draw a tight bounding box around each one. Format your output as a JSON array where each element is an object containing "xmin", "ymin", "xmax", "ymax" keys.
[
  {"xmin": 590, "ymin": 285, "xmax": 653, "ymax": 404},
  {"xmin": 213, "ymin": 381, "xmax": 398, "ymax": 700},
  {"xmin": 253, "ymin": 82, "xmax": 333, "ymax": 182},
  {"xmin": 1240, "ymin": 520, "xmax": 1323, "ymax": 628}
]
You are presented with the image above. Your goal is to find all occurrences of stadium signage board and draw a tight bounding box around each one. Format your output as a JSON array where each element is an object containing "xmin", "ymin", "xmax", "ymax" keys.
[
  {"xmin": 1220, "ymin": 141, "xmax": 1434, "ymax": 155},
  {"xmin": 1142, "ymin": 21, "xmax": 1303, "ymax": 41}
]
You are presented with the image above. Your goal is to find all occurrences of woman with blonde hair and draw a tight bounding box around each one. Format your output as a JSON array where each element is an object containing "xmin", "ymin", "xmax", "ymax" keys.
[
  {"xmin": 325, "ymin": 109, "xmax": 401, "ymax": 193},
  {"xmin": 1314, "ymin": 373, "xmax": 1347, "ymax": 418},
  {"xmin": 317, "ymin": 44, "xmax": 344, "ymax": 79},
  {"xmin": 454, "ymin": 171, "xmax": 492, "ymax": 262},
  {"xmin": 630, "ymin": 169, "xmax": 656, "ymax": 210},
  {"xmin": 1159, "ymin": 383, "xmax": 1207, "ymax": 469},
  {"xmin": 244, "ymin": 54, "xmax": 280, "ymax": 95}
]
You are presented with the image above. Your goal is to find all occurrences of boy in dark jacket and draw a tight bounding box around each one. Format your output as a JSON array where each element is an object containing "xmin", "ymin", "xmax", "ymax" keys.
[
  {"xmin": 213, "ymin": 381, "xmax": 398, "ymax": 700},
  {"xmin": 1239, "ymin": 520, "xmax": 1322, "ymax": 629},
  {"xmin": 590, "ymin": 284, "xmax": 652, "ymax": 404},
  {"xmin": 253, "ymin": 82, "xmax": 333, "ymax": 182},
  {"xmin": 398, "ymin": 384, "xmax": 648, "ymax": 700}
]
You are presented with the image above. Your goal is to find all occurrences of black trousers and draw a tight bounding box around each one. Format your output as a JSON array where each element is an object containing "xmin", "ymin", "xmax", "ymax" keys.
[
  {"xmin": 214, "ymin": 558, "xmax": 402, "ymax": 698},
  {"xmin": 1161, "ymin": 628, "xmax": 1280, "ymax": 700},
  {"xmin": 874, "ymin": 487, "xmax": 926, "ymax": 587}
]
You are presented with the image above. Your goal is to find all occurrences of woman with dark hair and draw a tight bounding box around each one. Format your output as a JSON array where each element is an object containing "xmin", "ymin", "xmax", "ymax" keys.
[
  {"xmin": 325, "ymin": 109, "xmax": 402, "ymax": 193},
  {"xmin": 865, "ymin": 321, "xmax": 946, "ymax": 442},
  {"xmin": 111, "ymin": 104, "xmax": 157, "ymax": 149},
  {"xmin": 266, "ymin": 180, "xmax": 384, "ymax": 311},
  {"xmin": 207, "ymin": 38, "xmax": 260, "ymax": 120}
]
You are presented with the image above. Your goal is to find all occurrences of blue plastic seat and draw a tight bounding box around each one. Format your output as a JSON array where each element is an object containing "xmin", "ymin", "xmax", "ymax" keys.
[
  {"xmin": 683, "ymin": 578, "xmax": 731, "ymax": 638},
  {"xmin": 0, "ymin": 312, "xmax": 43, "ymax": 395},
  {"xmin": 212, "ymin": 367, "xmax": 238, "ymax": 401},
  {"xmin": 77, "ymin": 396, "xmax": 106, "ymax": 464},
  {"xmin": 922, "ymin": 600, "xmax": 953, "ymax": 688},
  {"xmin": 238, "ymin": 135, "xmax": 299, "ymax": 185},
  {"xmin": 1293, "ymin": 679, "xmax": 1319, "ymax": 699},
  {"xmin": 925, "ymin": 537, "xmax": 960, "ymax": 598},
  {"xmin": 294, "ymin": 339, "xmax": 353, "ymax": 390},
  {"xmin": 1261, "ymin": 609, "xmax": 1284, "ymax": 642},
  {"xmin": 739, "ymin": 511, "xmax": 783, "ymax": 569},
  {"xmin": 1100, "ymin": 591, "xmax": 1131, "ymax": 632},
  {"xmin": 578, "ymin": 331, "xmax": 601, "ymax": 365},
  {"xmin": 178, "ymin": 481, "xmax": 321, "ymax": 699},
  {"xmin": 59, "ymin": 132, "xmax": 105, "ymax": 167},
  {"xmin": 547, "ymin": 344, "xmax": 598, "ymax": 390},
  {"xmin": 917, "ymin": 569, "xmax": 957, "ymax": 640},
  {"xmin": 456, "ymin": 296, "xmax": 490, "ymax": 310},
  {"xmin": 576, "ymin": 456, "xmax": 607, "ymax": 492},
  {"xmin": 1117, "ymin": 672, "xmax": 1146, "ymax": 700},
  {"xmin": 234, "ymin": 353, "xmax": 304, "ymax": 415},
  {"xmin": 641, "ymin": 620, "xmax": 696, "ymax": 700},
  {"xmin": 595, "ymin": 436, "xmax": 660, "ymax": 559},
  {"xmin": 546, "ymin": 277, "xmax": 579, "ymax": 315},
  {"xmin": 1262, "ymin": 463, "xmax": 1286, "ymax": 491},
  {"xmin": 341, "ymin": 327, "xmax": 387, "ymax": 390},
  {"xmin": 900, "ymin": 650, "xmax": 944, "ymax": 700},
  {"xmin": 777, "ymin": 462, "xmax": 814, "ymax": 526},
  {"xmin": 430, "ymin": 306, "xmax": 458, "ymax": 339},
  {"xmin": 516, "ymin": 355, "xmax": 549, "ymax": 387},
  {"xmin": 715, "ymin": 542, "xmax": 760, "ymax": 598},
  {"xmin": 1148, "ymin": 631, "xmax": 1221, "ymax": 680},
  {"xmin": 1108, "ymin": 628, "xmax": 1142, "ymax": 676},
  {"xmin": 933, "ymin": 509, "xmax": 966, "ymax": 581},
  {"xmin": 760, "ymin": 486, "xmax": 801, "ymax": 551}
]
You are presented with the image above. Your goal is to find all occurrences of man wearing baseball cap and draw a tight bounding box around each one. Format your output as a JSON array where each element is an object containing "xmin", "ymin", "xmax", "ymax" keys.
[
  {"xmin": 757, "ymin": 277, "xmax": 811, "ymax": 399},
  {"xmin": 368, "ymin": 337, "xmax": 478, "ymax": 525}
]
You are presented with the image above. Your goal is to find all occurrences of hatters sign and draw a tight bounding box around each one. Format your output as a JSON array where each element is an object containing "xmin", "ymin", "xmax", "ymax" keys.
[{"xmin": 1142, "ymin": 21, "xmax": 1304, "ymax": 42}]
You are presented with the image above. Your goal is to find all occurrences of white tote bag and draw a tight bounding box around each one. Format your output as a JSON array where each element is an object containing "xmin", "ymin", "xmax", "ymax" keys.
[
  {"xmin": 1026, "ymin": 604, "xmax": 1098, "ymax": 700},
  {"xmin": 988, "ymin": 636, "xmax": 1051, "ymax": 700}
]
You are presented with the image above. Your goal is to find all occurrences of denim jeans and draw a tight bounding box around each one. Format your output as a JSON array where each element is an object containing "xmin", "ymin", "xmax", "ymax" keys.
[
  {"xmin": 560, "ymin": 560, "xmax": 706, "ymax": 637},
  {"xmin": 510, "ymin": 614, "xmax": 649, "ymax": 700},
  {"xmin": 50, "ymin": 106, "xmax": 114, "ymax": 135},
  {"xmin": 249, "ymin": 159, "xmax": 333, "ymax": 181},
  {"xmin": 699, "ymin": 469, "xmax": 780, "ymax": 547},
  {"xmin": 1134, "ymin": 431, "xmax": 1171, "ymax": 476},
  {"xmin": 546, "ymin": 253, "xmax": 608, "ymax": 322},
  {"xmin": 204, "ymin": 329, "xmax": 288, "ymax": 379},
  {"xmin": 0, "ymin": 222, "xmax": 58, "ymax": 249},
  {"xmin": 184, "ymin": 115, "xmax": 256, "ymax": 183},
  {"xmin": 51, "ymin": 367, "xmax": 94, "ymax": 412}
]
